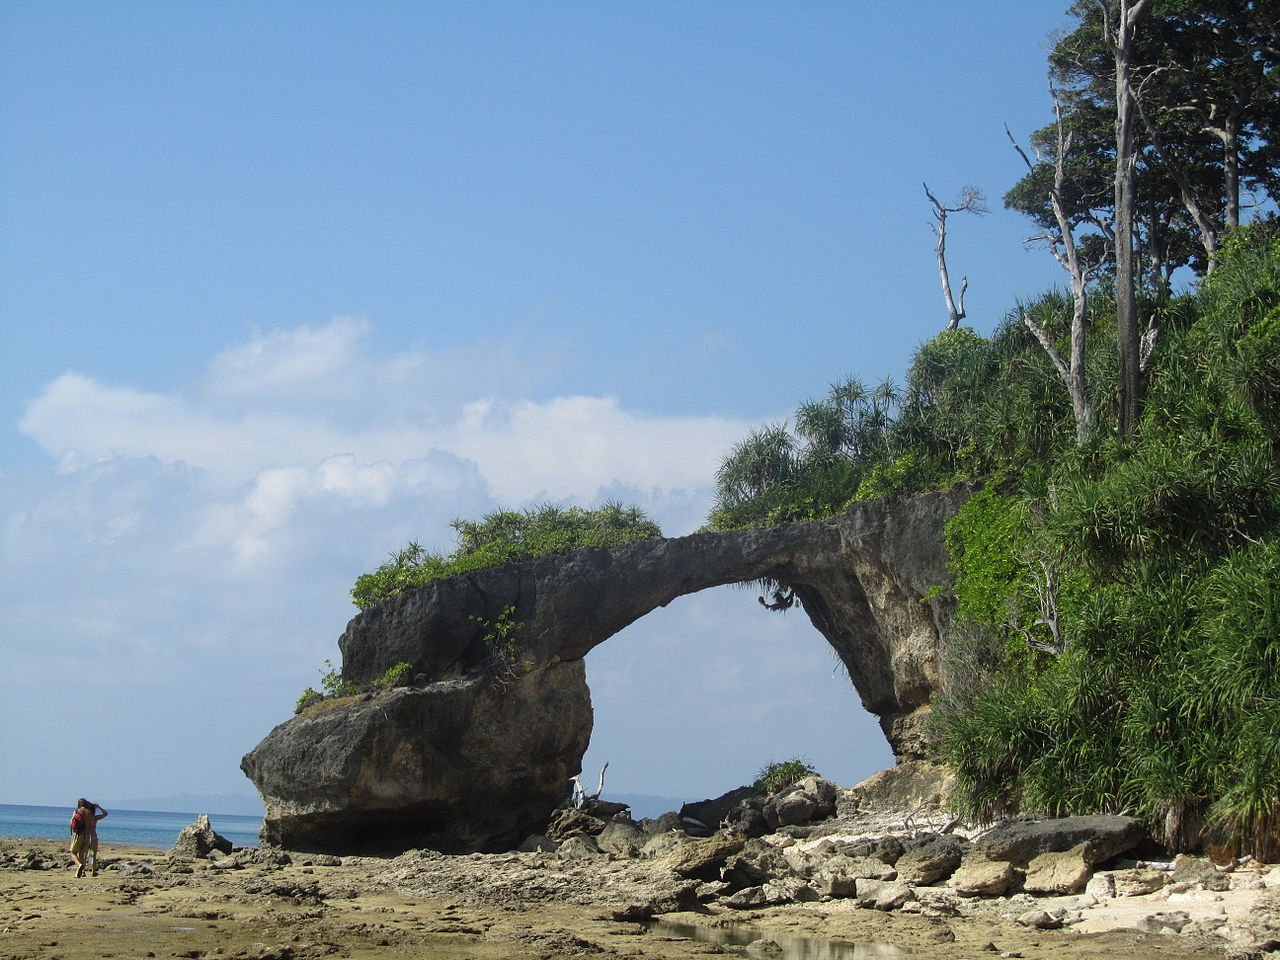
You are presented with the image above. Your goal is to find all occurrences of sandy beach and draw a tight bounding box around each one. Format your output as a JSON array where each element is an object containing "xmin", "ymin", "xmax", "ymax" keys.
[{"xmin": 3, "ymin": 835, "xmax": 1255, "ymax": 960}]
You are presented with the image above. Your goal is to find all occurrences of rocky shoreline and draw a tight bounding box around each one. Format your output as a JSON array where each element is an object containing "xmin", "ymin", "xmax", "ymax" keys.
[{"xmin": 5, "ymin": 775, "xmax": 1279, "ymax": 959}]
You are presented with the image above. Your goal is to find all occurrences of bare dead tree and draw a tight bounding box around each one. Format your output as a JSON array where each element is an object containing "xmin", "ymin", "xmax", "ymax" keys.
[
  {"xmin": 924, "ymin": 182, "xmax": 988, "ymax": 331},
  {"xmin": 1006, "ymin": 90, "xmax": 1101, "ymax": 444}
]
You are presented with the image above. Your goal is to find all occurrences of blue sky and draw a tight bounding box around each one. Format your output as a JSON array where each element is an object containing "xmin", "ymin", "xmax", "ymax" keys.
[{"xmin": 2, "ymin": 2, "xmax": 1071, "ymax": 811}]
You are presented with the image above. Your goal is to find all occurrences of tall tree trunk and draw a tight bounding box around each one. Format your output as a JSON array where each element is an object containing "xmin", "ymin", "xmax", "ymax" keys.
[
  {"xmin": 1222, "ymin": 111, "xmax": 1241, "ymax": 231},
  {"xmin": 1112, "ymin": 0, "xmax": 1152, "ymax": 438}
]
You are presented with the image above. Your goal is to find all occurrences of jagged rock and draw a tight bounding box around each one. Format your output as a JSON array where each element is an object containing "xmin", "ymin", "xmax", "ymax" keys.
[
  {"xmin": 597, "ymin": 821, "xmax": 645, "ymax": 858},
  {"xmin": 873, "ymin": 836, "xmax": 906, "ymax": 865},
  {"xmin": 681, "ymin": 786, "xmax": 756, "ymax": 833},
  {"xmin": 723, "ymin": 885, "xmax": 771, "ymax": 909},
  {"xmin": 1023, "ymin": 844, "xmax": 1093, "ymax": 895},
  {"xmin": 974, "ymin": 815, "xmax": 1146, "ymax": 867},
  {"xmin": 244, "ymin": 487, "xmax": 969, "ymax": 853},
  {"xmin": 814, "ymin": 855, "xmax": 897, "ymax": 898},
  {"xmin": 1171, "ymin": 854, "xmax": 1231, "ymax": 890},
  {"xmin": 546, "ymin": 806, "xmax": 610, "ymax": 842},
  {"xmin": 638, "ymin": 812, "xmax": 682, "ymax": 836},
  {"xmin": 725, "ymin": 799, "xmax": 770, "ymax": 838},
  {"xmin": 663, "ymin": 835, "xmax": 745, "ymax": 880},
  {"xmin": 949, "ymin": 856, "xmax": 1018, "ymax": 897},
  {"xmin": 853, "ymin": 877, "xmax": 916, "ymax": 910},
  {"xmin": 896, "ymin": 836, "xmax": 964, "ymax": 885},
  {"xmin": 640, "ymin": 831, "xmax": 687, "ymax": 859},
  {"xmin": 556, "ymin": 835, "xmax": 600, "ymax": 859},
  {"xmin": 171, "ymin": 814, "xmax": 233, "ymax": 859}
]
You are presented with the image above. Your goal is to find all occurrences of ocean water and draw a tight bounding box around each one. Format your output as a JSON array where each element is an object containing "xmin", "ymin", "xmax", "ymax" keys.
[{"xmin": 0, "ymin": 803, "xmax": 261, "ymax": 850}]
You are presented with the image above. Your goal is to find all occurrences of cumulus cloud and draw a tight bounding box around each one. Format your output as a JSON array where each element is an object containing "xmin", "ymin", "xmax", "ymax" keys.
[
  {"xmin": 2, "ymin": 317, "xmax": 784, "ymax": 802},
  {"xmin": 19, "ymin": 319, "xmax": 749, "ymax": 531}
]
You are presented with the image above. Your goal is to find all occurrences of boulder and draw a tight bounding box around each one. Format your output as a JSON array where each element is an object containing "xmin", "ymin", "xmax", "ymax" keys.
[
  {"xmin": 772, "ymin": 793, "xmax": 819, "ymax": 827},
  {"xmin": 171, "ymin": 814, "xmax": 233, "ymax": 859},
  {"xmin": 974, "ymin": 815, "xmax": 1146, "ymax": 867},
  {"xmin": 814, "ymin": 855, "xmax": 897, "ymax": 898},
  {"xmin": 949, "ymin": 856, "xmax": 1018, "ymax": 897},
  {"xmin": 895, "ymin": 836, "xmax": 964, "ymax": 885},
  {"xmin": 1111, "ymin": 867, "xmax": 1169, "ymax": 897},
  {"xmin": 1023, "ymin": 843, "xmax": 1093, "ymax": 895},
  {"xmin": 597, "ymin": 820, "xmax": 645, "ymax": 858},
  {"xmin": 858, "ymin": 879, "xmax": 915, "ymax": 911},
  {"xmin": 663, "ymin": 836, "xmax": 745, "ymax": 880}
]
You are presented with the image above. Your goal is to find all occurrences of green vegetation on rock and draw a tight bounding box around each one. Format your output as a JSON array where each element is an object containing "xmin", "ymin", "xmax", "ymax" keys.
[
  {"xmin": 755, "ymin": 757, "xmax": 819, "ymax": 795},
  {"xmin": 351, "ymin": 501, "xmax": 662, "ymax": 609}
]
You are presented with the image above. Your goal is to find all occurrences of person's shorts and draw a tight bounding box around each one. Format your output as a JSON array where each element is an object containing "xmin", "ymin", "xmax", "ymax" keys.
[{"xmin": 69, "ymin": 832, "xmax": 87, "ymax": 857}]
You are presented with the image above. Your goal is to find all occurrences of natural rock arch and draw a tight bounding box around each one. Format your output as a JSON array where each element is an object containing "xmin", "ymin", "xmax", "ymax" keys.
[{"xmin": 242, "ymin": 486, "xmax": 969, "ymax": 853}]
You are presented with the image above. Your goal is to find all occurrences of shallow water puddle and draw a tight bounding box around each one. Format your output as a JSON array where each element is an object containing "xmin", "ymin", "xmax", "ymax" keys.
[{"xmin": 646, "ymin": 919, "xmax": 910, "ymax": 958}]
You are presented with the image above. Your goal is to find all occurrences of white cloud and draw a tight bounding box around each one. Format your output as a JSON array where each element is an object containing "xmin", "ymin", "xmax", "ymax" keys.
[{"xmin": 18, "ymin": 319, "xmax": 749, "ymax": 529}]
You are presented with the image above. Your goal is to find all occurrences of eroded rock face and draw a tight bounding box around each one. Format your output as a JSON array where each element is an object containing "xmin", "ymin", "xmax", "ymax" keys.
[
  {"xmin": 242, "ymin": 662, "xmax": 591, "ymax": 853},
  {"xmin": 244, "ymin": 486, "xmax": 969, "ymax": 853}
]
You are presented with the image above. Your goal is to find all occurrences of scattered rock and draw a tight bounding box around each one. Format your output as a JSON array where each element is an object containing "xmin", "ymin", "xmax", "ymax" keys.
[
  {"xmin": 171, "ymin": 815, "xmax": 233, "ymax": 860},
  {"xmin": 950, "ymin": 856, "xmax": 1018, "ymax": 897},
  {"xmin": 1016, "ymin": 909, "xmax": 1063, "ymax": 930},
  {"xmin": 663, "ymin": 836, "xmax": 745, "ymax": 880},
  {"xmin": 896, "ymin": 836, "xmax": 964, "ymax": 885},
  {"xmin": 1023, "ymin": 844, "xmax": 1092, "ymax": 895}
]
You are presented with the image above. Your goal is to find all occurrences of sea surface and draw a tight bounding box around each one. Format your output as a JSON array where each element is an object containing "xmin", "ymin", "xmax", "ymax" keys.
[{"xmin": 0, "ymin": 803, "xmax": 262, "ymax": 850}]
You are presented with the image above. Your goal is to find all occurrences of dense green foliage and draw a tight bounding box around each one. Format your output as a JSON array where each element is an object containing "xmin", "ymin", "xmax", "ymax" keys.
[
  {"xmin": 711, "ymin": 226, "xmax": 1280, "ymax": 856},
  {"xmin": 933, "ymin": 229, "xmax": 1280, "ymax": 856},
  {"xmin": 351, "ymin": 501, "xmax": 662, "ymax": 609}
]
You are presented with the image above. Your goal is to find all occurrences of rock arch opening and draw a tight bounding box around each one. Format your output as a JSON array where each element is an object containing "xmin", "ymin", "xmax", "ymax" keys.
[{"xmin": 579, "ymin": 586, "xmax": 895, "ymax": 814}]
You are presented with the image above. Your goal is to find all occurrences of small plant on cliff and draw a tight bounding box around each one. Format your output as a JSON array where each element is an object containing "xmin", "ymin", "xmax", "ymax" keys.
[
  {"xmin": 754, "ymin": 756, "xmax": 818, "ymax": 795},
  {"xmin": 294, "ymin": 687, "xmax": 323, "ymax": 714},
  {"xmin": 372, "ymin": 661, "xmax": 414, "ymax": 690},
  {"xmin": 470, "ymin": 605, "xmax": 525, "ymax": 690},
  {"xmin": 319, "ymin": 659, "xmax": 358, "ymax": 699}
]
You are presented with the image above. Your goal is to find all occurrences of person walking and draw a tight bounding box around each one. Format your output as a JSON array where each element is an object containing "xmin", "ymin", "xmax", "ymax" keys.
[
  {"xmin": 83, "ymin": 800, "xmax": 108, "ymax": 876},
  {"xmin": 68, "ymin": 799, "xmax": 91, "ymax": 877}
]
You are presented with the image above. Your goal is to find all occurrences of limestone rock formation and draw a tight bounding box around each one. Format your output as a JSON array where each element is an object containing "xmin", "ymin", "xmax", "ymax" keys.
[
  {"xmin": 243, "ymin": 485, "xmax": 970, "ymax": 853},
  {"xmin": 171, "ymin": 814, "xmax": 234, "ymax": 859},
  {"xmin": 243, "ymin": 662, "xmax": 591, "ymax": 853}
]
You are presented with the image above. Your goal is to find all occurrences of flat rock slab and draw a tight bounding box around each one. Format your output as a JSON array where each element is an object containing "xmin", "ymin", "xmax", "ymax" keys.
[{"xmin": 975, "ymin": 815, "xmax": 1146, "ymax": 866}]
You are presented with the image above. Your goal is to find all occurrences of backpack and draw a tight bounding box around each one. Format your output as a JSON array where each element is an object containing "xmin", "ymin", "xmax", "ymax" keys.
[{"xmin": 70, "ymin": 810, "xmax": 85, "ymax": 835}]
